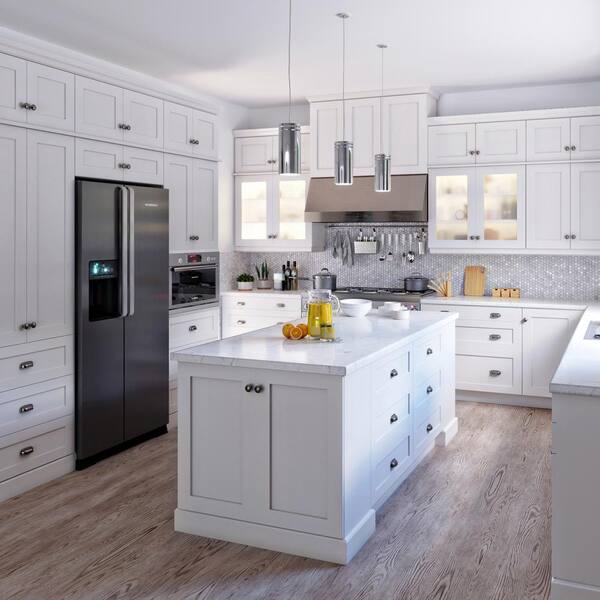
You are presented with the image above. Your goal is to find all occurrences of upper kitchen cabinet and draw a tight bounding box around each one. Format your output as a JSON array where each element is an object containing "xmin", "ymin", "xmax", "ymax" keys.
[
  {"xmin": 0, "ymin": 54, "xmax": 74, "ymax": 131},
  {"xmin": 429, "ymin": 121, "xmax": 525, "ymax": 166},
  {"xmin": 310, "ymin": 93, "xmax": 432, "ymax": 176},
  {"xmin": 570, "ymin": 116, "xmax": 600, "ymax": 160},
  {"xmin": 428, "ymin": 165, "xmax": 525, "ymax": 249},
  {"xmin": 123, "ymin": 90, "xmax": 163, "ymax": 149},
  {"xmin": 235, "ymin": 173, "xmax": 324, "ymax": 251},
  {"xmin": 76, "ymin": 77, "xmax": 124, "ymax": 141},
  {"xmin": 164, "ymin": 154, "xmax": 218, "ymax": 253},
  {"xmin": 570, "ymin": 162, "xmax": 600, "ymax": 250},
  {"xmin": 164, "ymin": 101, "xmax": 218, "ymax": 160},
  {"xmin": 527, "ymin": 118, "xmax": 571, "ymax": 162}
]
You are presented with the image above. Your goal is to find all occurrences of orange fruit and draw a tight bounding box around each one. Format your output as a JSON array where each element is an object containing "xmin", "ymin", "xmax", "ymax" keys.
[
  {"xmin": 289, "ymin": 325, "xmax": 304, "ymax": 340},
  {"xmin": 298, "ymin": 323, "xmax": 308, "ymax": 337},
  {"xmin": 282, "ymin": 323, "xmax": 294, "ymax": 339}
]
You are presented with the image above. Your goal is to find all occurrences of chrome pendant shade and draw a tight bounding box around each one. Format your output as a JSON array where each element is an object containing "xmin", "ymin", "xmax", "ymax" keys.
[
  {"xmin": 279, "ymin": 0, "xmax": 300, "ymax": 175},
  {"xmin": 279, "ymin": 122, "xmax": 300, "ymax": 175},
  {"xmin": 334, "ymin": 12, "xmax": 353, "ymax": 186},
  {"xmin": 374, "ymin": 43, "xmax": 391, "ymax": 192},
  {"xmin": 374, "ymin": 153, "xmax": 390, "ymax": 192}
]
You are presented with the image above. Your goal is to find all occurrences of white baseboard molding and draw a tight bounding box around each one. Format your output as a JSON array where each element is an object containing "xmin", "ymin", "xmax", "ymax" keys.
[
  {"xmin": 436, "ymin": 417, "xmax": 459, "ymax": 446},
  {"xmin": 552, "ymin": 578, "xmax": 600, "ymax": 600},
  {"xmin": 457, "ymin": 389, "xmax": 552, "ymax": 410},
  {"xmin": 174, "ymin": 507, "xmax": 376, "ymax": 565},
  {"xmin": 0, "ymin": 455, "xmax": 74, "ymax": 503}
]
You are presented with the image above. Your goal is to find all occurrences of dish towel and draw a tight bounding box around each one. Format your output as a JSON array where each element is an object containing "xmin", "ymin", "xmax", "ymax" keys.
[
  {"xmin": 332, "ymin": 230, "xmax": 340, "ymax": 259},
  {"xmin": 342, "ymin": 233, "xmax": 354, "ymax": 266}
]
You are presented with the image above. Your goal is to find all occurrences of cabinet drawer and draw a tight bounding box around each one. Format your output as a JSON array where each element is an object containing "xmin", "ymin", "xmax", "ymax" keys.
[
  {"xmin": 456, "ymin": 354, "xmax": 520, "ymax": 394},
  {"xmin": 372, "ymin": 394, "xmax": 409, "ymax": 463},
  {"xmin": 372, "ymin": 432, "xmax": 411, "ymax": 502},
  {"xmin": 0, "ymin": 377, "xmax": 73, "ymax": 437},
  {"xmin": 414, "ymin": 403, "xmax": 442, "ymax": 453},
  {"xmin": 371, "ymin": 350, "xmax": 411, "ymax": 415},
  {"xmin": 456, "ymin": 324, "xmax": 519, "ymax": 357},
  {"xmin": 414, "ymin": 333, "xmax": 442, "ymax": 370},
  {"xmin": 428, "ymin": 304, "xmax": 522, "ymax": 323},
  {"xmin": 0, "ymin": 337, "xmax": 73, "ymax": 393},
  {"xmin": 222, "ymin": 294, "xmax": 302, "ymax": 314},
  {"xmin": 222, "ymin": 313, "xmax": 288, "ymax": 338},
  {"xmin": 169, "ymin": 309, "xmax": 219, "ymax": 349},
  {"xmin": 413, "ymin": 370, "xmax": 442, "ymax": 407},
  {"xmin": 0, "ymin": 417, "xmax": 73, "ymax": 483}
]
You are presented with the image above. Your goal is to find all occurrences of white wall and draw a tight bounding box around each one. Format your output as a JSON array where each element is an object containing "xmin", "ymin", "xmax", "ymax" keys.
[
  {"xmin": 242, "ymin": 103, "xmax": 310, "ymax": 129},
  {"xmin": 437, "ymin": 80, "xmax": 600, "ymax": 115}
]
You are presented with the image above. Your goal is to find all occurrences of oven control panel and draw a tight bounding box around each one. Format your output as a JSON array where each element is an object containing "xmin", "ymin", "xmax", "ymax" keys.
[{"xmin": 169, "ymin": 252, "xmax": 219, "ymax": 268}]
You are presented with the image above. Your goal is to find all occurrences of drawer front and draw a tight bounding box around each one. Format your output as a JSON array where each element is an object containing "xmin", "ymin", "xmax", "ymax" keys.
[
  {"xmin": 372, "ymin": 394, "xmax": 409, "ymax": 463},
  {"xmin": 371, "ymin": 350, "xmax": 411, "ymax": 416},
  {"xmin": 0, "ymin": 377, "xmax": 73, "ymax": 437},
  {"xmin": 0, "ymin": 417, "xmax": 73, "ymax": 483},
  {"xmin": 424, "ymin": 304, "xmax": 522, "ymax": 324},
  {"xmin": 414, "ymin": 333, "xmax": 442, "ymax": 370},
  {"xmin": 413, "ymin": 369, "xmax": 442, "ymax": 407},
  {"xmin": 456, "ymin": 324, "xmax": 520, "ymax": 357},
  {"xmin": 456, "ymin": 354, "xmax": 520, "ymax": 394},
  {"xmin": 169, "ymin": 309, "xmax": 219, "ymax": 349},
  {"xmin": 222, "ymin": 294, "xmax": 302, "ymax": 314},
  {"xmin": 222, "ymin": 313, "xmax": 289, "ymax": 338},
  {"xmin": 373, "ymin": 433, "xmax": 411, "ymax": 502},
  {"xmin": 414, "ymin": 403, "xmax": 442, "ymax": 454},
  {"xmin": 0, "ymin": 338, "xmax": 73, "ymax": 393}
]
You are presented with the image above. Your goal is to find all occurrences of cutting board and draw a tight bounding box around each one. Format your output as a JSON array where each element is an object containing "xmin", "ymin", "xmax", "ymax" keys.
[{"xmin": 464, "ymin": 266, "xmax": 486, "ymax": 296}]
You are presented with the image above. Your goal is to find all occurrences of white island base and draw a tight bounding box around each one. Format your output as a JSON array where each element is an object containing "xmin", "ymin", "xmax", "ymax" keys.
[{"xmin": 173, "ymin": 312, "xmax": 458, "ymax": 564}]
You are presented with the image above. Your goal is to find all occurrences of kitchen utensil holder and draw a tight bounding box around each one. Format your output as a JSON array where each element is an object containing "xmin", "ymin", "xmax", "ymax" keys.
[{"xmin": 353, "ymin": 241, "xmax": 378, "ymax": 254}]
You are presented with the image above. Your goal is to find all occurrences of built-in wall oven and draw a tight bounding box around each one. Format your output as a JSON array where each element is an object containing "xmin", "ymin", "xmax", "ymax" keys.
[{"xmin": 169, "ymin": 252, "xmax": 219, "ymax": 310}]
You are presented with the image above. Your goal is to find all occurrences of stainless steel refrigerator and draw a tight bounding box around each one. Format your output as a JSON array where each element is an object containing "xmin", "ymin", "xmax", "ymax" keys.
[{"xmin": 75, "ymin": 179, "xmax": 169, "ymax": 469}]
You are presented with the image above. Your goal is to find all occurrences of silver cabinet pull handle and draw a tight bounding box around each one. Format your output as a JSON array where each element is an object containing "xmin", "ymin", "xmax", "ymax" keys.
[
  {"xmin": 237, "ymin": 320, "xmax": 246, "ymax": 325},
  {"xmin": 390, "ymin": 458, "xmax": 398, "ymax": 470},
  {"xmin": 19, "ymin": 361, "xmax": 34, "ymax": 370},
  {"xmin": 489, "ymin": 369, "xmax": 502, "ymax": 377},
  {"xmin": 390, "ymin": 369, "xmax": 398, "ymax": 378},
  {"xmin": 426, "ymin": 347, "xmax": 433, "ymax": 355},
  {"xmin": 390, "ymin": 413, "xmax": 398, "ymax": 424},
  {"xmin": 237, "ymin": 301, "xmax": 246, "ymax": 306},
  {"xmin": 188, "ymin": 325, "xmax": 197, "ymax": 332},
  {"xmin": 19, "ymin": 403, "xmax": 34, "ymax": 414},
  {"xmin": 490, "ymin": 312, "xmax": 501, "ymax": 319},
  {"xmin": 19, "ymin": 446, "xmax": 34, "ymax": 457},
  {"xmin": 489, "ymin": 334, "xmax": 501, "ymax": 341},
  {"xmin": 276, "ymin": 303, "xmax": 285, "ymax": 308}
]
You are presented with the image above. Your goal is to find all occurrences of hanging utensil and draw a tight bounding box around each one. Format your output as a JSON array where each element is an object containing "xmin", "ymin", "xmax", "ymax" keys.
[{"xmin": 386, "ymin": 233, "xmax": 393, "ymax": 261}]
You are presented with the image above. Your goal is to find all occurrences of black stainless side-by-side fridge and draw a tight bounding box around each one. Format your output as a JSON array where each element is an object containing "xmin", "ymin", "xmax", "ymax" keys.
[{"xmin": 75, "ymin": 179, "xmax": 169, "ymax": 469}]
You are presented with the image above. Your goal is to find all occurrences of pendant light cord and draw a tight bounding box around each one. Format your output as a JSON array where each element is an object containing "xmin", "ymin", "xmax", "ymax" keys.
[
  {"xmin": 342, "ymin": 15, "xmax": 346, "ymax": 139},
  {"xmin": 288, "ymin": 0, "xmax": 292, "ymax": 122},
  {"xmin": 380, "ymin": 45, "xmax": 384, "ymax": 153}
]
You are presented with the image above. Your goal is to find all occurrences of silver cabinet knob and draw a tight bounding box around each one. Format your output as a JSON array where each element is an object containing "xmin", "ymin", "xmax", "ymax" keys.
[
  {"xmin": 521, "ymin": 317, "xmax": 528, "ymax": 324},
  {"xmin": 390, "ymin": 413, "xmax": 398, "ymax": 424},
  {"xmin": 475, "ymin": 150, "xmax": 480, "ymax": 155},
  {"xmin": 564, "ymin": 145, "xmax": 571, "ymax": 151},
  {"xmin": 237, "ymin": 320, "xmax": 246, "ymax": 325},
  {"xmin": 276, "ymin": 303, "xmax": 285, "ymax": 308},
  {"xmin": 571, "ymin": 145, "xmax": 576, "ymax": 151},
  {"xmin": 426, "ymin": 424, "xmax": 433, "ymax": 433},
  {"xmin": 469, "ymin": 150, "xmax": 475, "ymax": 156},
  {"xmin": 390, "ymin": 458, "xmax": 398, "ymax": 470},
  {"xmin": 254, "ymin": 385, "xmax": 264, "ymax": 394},
  {"xmin": 244, "ymin": 384, "xmax": 254, "ymax": 393},
  {"xmin": 19, "ymin": 403, "xmax": 34, "ymax": 414},
  {"xmin": 19, "ymin": 360, "xmax": 34, "ymax": 370},
  {"xmin": 426, "ymin": 385, "xmax": 433, "ymax": 394},
  {"xmin": 475, "ymin": 235, "xmax": 481, "ymax": 240},
  {"xmin": 119, "ymin": 123, "xmax": 127, "ymax": 129},
  {"xmin": 20, "ymin": 323, "xmax": 30, "ymax": 330},
  {"xmin": 29, "ymin": 322, "xmax": 36, "ymax": 329},
  {"xmin": 390, "ymin": 368, "xmax": 398, "ymax": 378},
  {"xmin": 571, "ymin": 234, "xmax": 576, "ymax": 239},
  {"xmin": 188, "ymin": 325, "xmax": 197, "ymax": 332},
  {"xmin": 564, "ymin": 234, "xmax": 570, "ymax": 239},
  {"xmin": 489, "ymin": 334, "xmax": 501, "ymax": 341},
  {"xmin": 237, "ymin": 301, "xmax": 246, "ymax": 306},
  {"xmin": 19, "ymin": 102, "xmax": 30, "ymax": 109},
  {"xmin": 426, "ymin": 348, "xmax": 433, "ymax": 355},
  {"xmin": 490, "ymin": 312, "xmax": 501, "ymax": 319},
  {"xmin": 29, "ymin": 104, "xmax": 37, "ymax": 111},
  {"xmin": 489, "ymin": 369, "xmax": 502, "ymax": 377}
]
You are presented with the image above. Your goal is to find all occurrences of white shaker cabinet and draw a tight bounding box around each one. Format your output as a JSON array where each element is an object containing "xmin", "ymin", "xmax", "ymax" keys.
[
  {"xmin": 164, "ymin": 154, "xmax": 218, "ymax": 252},
  {"xmin": 0, "ymin": 124, "xmax": 27, "ymax": 348},
  {"xmin": 428, "ymin": 124, "xmax": 475, "ymax": 166},
  {"xmin": 26, "ymin": 63, "xmax": 74, "ymax": 132},
  {"xmin": 164, "ymin": 101, "xmax": 218, "ymax": 159},
  {"xmin": 235, "ymin": 135, "xmax": 277, "ymax": 173},
  {"xmin": 526, "ymin": 118, "xmax": 571, "ymax": 162},
  {"xmin": 191, "ymin": 110, "xmax": 218, "ymax": 160},
  {"xmin": 309, "ymin": 101, "xmax": 343, "ymax": 176},
  {"xmin": 122, "ymin": 89, "xmax": 163, "ymax": 149},
  {"xmin": 122, "ymin": 145, "xmax": 164, "ymax": 185},
  {"xmin": 570, "ymin": 162, "xmax": 600, "ymax": 250},
  {"xmin": 75, "ymin": 77, "xmax": 124, "ymax": 141},
  {"xmin": 522, "ymin": 309, "xmax": 580, "ymax": 398},
  {"xmin": 0, "ymin": 54, "xmax": 26, "ymax": 123},
  {"xmin": 345, "ymin": 97, "xmax": 380, "ymax": 175},
  {"xmin": 570, "ymin": 115, "xmax": 600, "ymax": 160}
]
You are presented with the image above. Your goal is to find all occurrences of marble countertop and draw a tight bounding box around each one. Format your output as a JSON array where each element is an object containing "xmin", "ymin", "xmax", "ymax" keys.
[
  {"xmin": 551, "ymin": 304, "xmax": 600, "ymax": 397},
  {"xmin": 173, "ymin": 311, "xmax": 457, "ymax": 376},
  {"xmin": 221, "ymin": 289, "xmax": 305, "ymax": 297},
  {"xmin": 421, "ymin": 295, "xmax": 589, "ymax": 311}
]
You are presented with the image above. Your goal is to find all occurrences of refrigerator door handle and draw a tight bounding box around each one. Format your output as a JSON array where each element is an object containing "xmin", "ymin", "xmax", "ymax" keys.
[
  {"xmin": 119, "ymin": 186, "xmax": 129, "ymax": 318},
  {"xmin": 127, "ymin": 186, "xmax": 135, "ymax": 317}
]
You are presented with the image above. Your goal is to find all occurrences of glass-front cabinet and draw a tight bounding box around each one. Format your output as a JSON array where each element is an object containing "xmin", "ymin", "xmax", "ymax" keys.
[
  {"xmin": 429, "ymin": 166, "xmax": 525, "ymax": 249},
  {"xmin": 235, "ymin": 174, "xmax": 324, "ymax": 251}
]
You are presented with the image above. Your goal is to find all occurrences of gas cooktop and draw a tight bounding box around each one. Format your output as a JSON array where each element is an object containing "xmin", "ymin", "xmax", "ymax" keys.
[{"xmin": 335, "ymin": 286, "xmax": 435, "ymax": 306}]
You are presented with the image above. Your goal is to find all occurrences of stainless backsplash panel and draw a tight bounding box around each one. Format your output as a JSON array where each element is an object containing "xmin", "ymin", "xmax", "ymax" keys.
[{"xmin": 226, "ymin": 226, "xmax": 600, "ymax": 302}]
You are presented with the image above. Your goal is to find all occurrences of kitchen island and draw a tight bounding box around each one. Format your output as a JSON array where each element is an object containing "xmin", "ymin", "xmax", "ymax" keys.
[{"xmin": 172, "ymin": 311, "xmax": 458, "ymax": 564}]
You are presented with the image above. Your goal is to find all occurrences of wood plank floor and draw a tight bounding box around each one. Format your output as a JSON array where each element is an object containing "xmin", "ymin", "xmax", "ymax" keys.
[{"xmin": 0, "ymin": 402, "xmax": 551, "ymax": 600}]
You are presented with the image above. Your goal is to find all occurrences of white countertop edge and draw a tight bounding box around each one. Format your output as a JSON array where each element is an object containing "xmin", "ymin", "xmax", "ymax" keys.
[
  {"xmin": 421, "ymin": 295, "xmax": 589, "ymax": 311},
  {"xmin": 220, "ymin": 289, "xmax": 305, "ymax": 297}
]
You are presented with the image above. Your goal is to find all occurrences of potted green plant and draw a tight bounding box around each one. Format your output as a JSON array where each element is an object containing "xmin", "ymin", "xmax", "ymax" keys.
[
  {"xmin": 255, "ymin": 261, "xmax": 271, "ymax": 289},
  {"xmin": 236, "ymin": 273, "xmax": 254, "ymax": 291}
]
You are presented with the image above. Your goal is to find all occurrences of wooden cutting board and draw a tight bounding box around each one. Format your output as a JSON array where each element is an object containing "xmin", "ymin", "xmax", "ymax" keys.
[{"xmin": 464, "ymin": 266, "xmax": 486, "ymax": 296}]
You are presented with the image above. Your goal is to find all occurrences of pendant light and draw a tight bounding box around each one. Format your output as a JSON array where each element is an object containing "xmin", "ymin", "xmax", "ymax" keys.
[
  {"xmin": 334, "ymin": 12, "xmax": 353, "ymax": 186},
  {"xmin": 374, "ymin": 43, "xmax": 391, "ymax": 192},
  {"xmin": 279, "ymin": 0, "xmax": 300, "ymax": 175}
]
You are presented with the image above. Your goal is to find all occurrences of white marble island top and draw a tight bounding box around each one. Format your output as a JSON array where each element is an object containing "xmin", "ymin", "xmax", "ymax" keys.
[
  {"xmin": 551, "ymin": 305, "xmax": 600, "ymax": 397},
  {"xmin": 173, "ymin": 311, "xmax": 457, "ymax": 376}
]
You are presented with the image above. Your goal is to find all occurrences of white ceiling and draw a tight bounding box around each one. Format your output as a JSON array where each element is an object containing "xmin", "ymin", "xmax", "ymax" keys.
[{"xmin": 1, "ymin": 0, "xmax": 599, "ymax": 107}]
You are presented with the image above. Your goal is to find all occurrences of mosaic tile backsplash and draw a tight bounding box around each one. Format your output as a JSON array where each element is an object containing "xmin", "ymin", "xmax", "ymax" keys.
[{"xmin": 221, "ymin": 226, "xmax": 600, "ymax": 302}]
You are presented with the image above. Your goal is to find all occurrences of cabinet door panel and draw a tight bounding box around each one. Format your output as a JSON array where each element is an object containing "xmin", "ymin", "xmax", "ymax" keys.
[
  {"xmin": 345, "ymin": 98, "xmax": 380, "ymax": 174},
  {"xmin": 526, "ymin": 164, "xmax": 570, "ymax": 249},
  {"xmin": 234, "ymin": 136, "xmax": 274, "ymax": 173},
  {"xmin": 270, "ymin": 175, "xmax": 310, "ymax": 248},
  {"xmin": 428, "ymin": 124, "xmax": 475, "ymax": 166},
  {"xmin": 235, "ymin": 175, "xmax": 270, "ymax": 246},
  {"xmin": 123, "ymin": 90, "xmax": 163, "ymax": 149},
  {"xmin": 75, "ymin": 138, "xmax": 124, "ymax": 180},
  {"xmin": 571, "ymin": 116, "xmax": 600, "ymax": 160},
  {"xmin": 526, "ymin": 118, "xmax": 570, "ymax": 162},
  {"xmin": 123, "ymin": 146, "xmax": 163, "ymax": 185},
  {"xmin": 26, "ymin": 63, "xmax": 74, "ymax": 132},
  {"xmin": 476, "ymin": 121, "xmax": 526, "ymax": 163},
  {"xmin": 190, "ymin": 159, "xmax": 218, "ymax": 251},
  {"xmin": 26, "ymin": 131, "xmax": 74, "ymax": 342},
  {"xmin": 75, "ymin": 76, "xmax": 123, "ymax": 141},
  {"xmin": 0, "ymin": 54, "xmax": 26, "ymax": 123},
  {"xmin": 571, "ymin": 163, "xmax": 600, "ymax": 249},
  {"xmin": 522, "ymin": 309, "xmax": 581, "ymax": 397},
  {"xmin": 164, "ymin": 154, "xmax": 193, "ymax": 252},
  {"xmin": 382, "ymin": 95, "xmax": 426, "ymax": 174},
  {"xmin": 310, "ymin": 101, "xmax": 343, "ymax": 176},
  {"xmin": 300, "ymin": 131, "xmax": 311, "ymax": 173},
  {"xmin": 192, "ymin": 110, "xmax": 218, "ymax": 160},
  {"xmin": 164, "ymin": 101, "xmax": 194, "ymax": 154},
  {"xmin": 0, "ymin": 125, "xmax": 27, "ymax": 348}
]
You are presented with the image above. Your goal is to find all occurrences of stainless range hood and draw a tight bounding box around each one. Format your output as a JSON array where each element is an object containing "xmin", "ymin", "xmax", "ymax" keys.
[{"xmin": 305, "ymin": 174, "xmax": 428, "ymax": 223}]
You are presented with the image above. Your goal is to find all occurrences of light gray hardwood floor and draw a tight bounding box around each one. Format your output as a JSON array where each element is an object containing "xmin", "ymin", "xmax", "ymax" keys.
[{"xmin": 0, "ymin": 401, "xmax": 551, "ymax": 600}]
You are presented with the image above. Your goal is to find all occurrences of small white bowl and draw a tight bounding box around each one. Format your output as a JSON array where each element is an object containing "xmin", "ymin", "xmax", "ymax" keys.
[
  {"xmin": 381, "ymin": 301, "xmax": 403, "ymax": 312},
  {"xmin": 392, "ymin": 309, "xmax": 410, "ymax": 320},
  {"xmin": 341, "ymin": 298, "xmax": 372, "ymax": 318}
]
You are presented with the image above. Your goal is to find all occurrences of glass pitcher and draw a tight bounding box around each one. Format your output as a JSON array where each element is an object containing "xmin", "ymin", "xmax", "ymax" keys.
[{"xmin": 306, "ymin": 289, "xmax": 341, "ymax": 339}]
